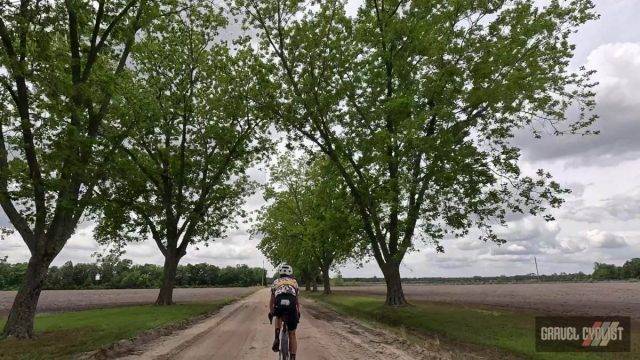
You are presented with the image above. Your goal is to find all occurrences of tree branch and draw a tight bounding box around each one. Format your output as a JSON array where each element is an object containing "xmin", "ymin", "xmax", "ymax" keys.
[
  {"xmin": 0, "ymin": 121, "xmax": 35, "ymax": 251},
  {"xmin": 65, "ymin": 0, "xmax": 82, "ymax": 84},
  {"xmin": 143, "ymin": 213, "xmax": 167, "ymax": 257},
  {"xmin": 0, "ymin": 16, "xmax": 17, "ymax": 61},
  {"xmin": 82, "ymin": 0, "xmax": 105, "ymax": 81},
  {"xmin": 83, "ymin": 0, "xmax": 139, "ymax": 80},
  {"xmin": 0, "ymin": 77, "xmax": 18, "ymax": 103}
]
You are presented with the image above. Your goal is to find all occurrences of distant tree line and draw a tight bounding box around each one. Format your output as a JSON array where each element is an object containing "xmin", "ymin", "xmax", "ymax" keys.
[
  {"xmin": 592, "ymin": 259, "xmax": 640, "ymax": 280},
  {"xmin": 0, "ymin": 257, "xmax": 265, "ymax": 291},
  {"xmin": 334, "ymin": 259, "xmax": 640, "ymax": 285}
]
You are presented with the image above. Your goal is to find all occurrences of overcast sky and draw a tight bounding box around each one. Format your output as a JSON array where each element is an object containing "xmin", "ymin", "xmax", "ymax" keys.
[{"xmin": 1, "ymin": 0, "xmax": 639, "ymax": 278}]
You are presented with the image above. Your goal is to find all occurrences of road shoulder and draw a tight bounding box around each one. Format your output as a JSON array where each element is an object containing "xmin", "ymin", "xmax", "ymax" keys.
[{"xmin": 301, "ymin": 296, "xmax": 507, "ymax": 360}]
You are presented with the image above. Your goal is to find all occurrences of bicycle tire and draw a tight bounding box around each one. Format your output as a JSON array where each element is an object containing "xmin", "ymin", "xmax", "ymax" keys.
[{"xmin": 280, "ymin": 325, "xmax": 289, "ymax": 360}]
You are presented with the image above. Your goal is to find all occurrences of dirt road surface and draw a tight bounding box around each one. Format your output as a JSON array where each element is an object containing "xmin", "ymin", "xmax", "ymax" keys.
[{"xmin": 119, "ymin": 288, "xmax": 461, "ymax": 360}]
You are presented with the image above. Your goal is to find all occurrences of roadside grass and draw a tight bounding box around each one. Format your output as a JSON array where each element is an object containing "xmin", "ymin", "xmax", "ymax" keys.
[
  {"xmin": 307, "ymin": 293, "xmax": 639, "ymax": 360},
  {"xmin": 0, "ymin": 299, "xmax": 234, "ymax": 360}
]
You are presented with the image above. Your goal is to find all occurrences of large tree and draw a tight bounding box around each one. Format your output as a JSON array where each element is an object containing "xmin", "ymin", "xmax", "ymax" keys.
[
  {"xmin": 0, "ymin": 0, "xmax": 150, "ymax": 337},
  {"xmin": 256, "ymin": 154, "xmax": 363, "ymax": 294},
  {"xmin": 93, "ymin": 0, "xmax": 272, "ymax": 305},
  {"xmin": 237, "ymin": 0, "xmax": 598, "ymax": 305}
]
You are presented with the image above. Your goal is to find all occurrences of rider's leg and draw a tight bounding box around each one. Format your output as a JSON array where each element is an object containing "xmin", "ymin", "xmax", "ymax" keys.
[
  {"xmin": 274, "ymin": 317, "xmax": 282, "ymax": 336},
  {"xmin": 289, "ymin": 330, "xmax": 297, "ymax": 358},
  {"xmin": 272, "ymin": 317, "xmax": 282, "ymax": 352}
]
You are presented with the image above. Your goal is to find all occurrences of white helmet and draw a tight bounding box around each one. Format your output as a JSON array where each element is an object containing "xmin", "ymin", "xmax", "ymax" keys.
[{"xmin": 278, "ymin": 263, "xmax": 293, "ymax": 276}]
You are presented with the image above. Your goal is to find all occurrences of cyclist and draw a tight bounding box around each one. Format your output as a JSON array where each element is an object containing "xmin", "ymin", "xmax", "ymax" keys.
[{"xmin": 269, "ymin": 263, "xmax": 300, "ymax": 359}]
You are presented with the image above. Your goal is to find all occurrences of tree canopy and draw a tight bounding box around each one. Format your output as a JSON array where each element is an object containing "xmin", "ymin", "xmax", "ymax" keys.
[
  {"xmin": 93, "ymin": 0, "xmax": 273, "ymax": 305},
  {"xmin": 0, "ymin": 0, "xmax": 152, "ymax": 337},
  {"xmin": 236, "ymin": 0, "xmax": 598, "ymax": 304},
  {"xmin": 0, "ymin": 0, "xmax": 602, "ymax": 339},
  {"xmin": 256, "ymin": 154, "xmax": 363, "ymax": 293}
]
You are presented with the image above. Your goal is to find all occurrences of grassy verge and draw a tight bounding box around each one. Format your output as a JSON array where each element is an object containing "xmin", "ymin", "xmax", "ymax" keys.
[
  {"xmin": 307, "ymin": 293, "xmax": 638, "ymax": 360},
  {"xmin": 0, "ymin": 299, "xmax": 234, "ymax": 360}
]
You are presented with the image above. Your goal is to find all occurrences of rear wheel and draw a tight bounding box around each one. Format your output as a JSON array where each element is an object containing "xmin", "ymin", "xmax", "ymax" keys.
[{"xmin": 280, "ymin": 324, "xmax": 289, "ymax": 360}]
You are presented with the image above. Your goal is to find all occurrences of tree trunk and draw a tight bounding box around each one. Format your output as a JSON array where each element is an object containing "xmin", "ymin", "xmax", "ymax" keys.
[
  {"xmin": 322, "ymin": 267, "xmax": 331, "ymax": 294},
  {"xmin": 2, "ymin": 256, "xmax": 51, "ymax": 338},
  {"xmin": 156, "ymin": 254, "xmax": 179, "ymax": 305},
  {"xmin": 382, "ymin": 262, "xmax": 406, "ymax": 306}
]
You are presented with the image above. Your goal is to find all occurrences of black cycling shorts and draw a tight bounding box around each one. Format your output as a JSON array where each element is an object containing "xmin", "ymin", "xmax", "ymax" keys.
[{"xmin": 273, "ymin": 293, "xmax": 299, "ymax": 331}]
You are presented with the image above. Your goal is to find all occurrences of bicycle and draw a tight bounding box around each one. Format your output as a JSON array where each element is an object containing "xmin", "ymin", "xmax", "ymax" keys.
[{"xmin": 269, "ymin": 314, "xmax": 290, "ymax": 360}]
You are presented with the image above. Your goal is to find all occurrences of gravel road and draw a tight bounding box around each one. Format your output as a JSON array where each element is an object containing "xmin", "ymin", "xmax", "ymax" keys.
[{"xmin": 118, "ymin": 288, "xmax": 472, "ymax": 360}]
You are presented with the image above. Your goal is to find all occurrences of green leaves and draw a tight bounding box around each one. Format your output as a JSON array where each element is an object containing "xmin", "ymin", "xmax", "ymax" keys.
[
  {"xmin": 0, "ymin": 0, "xmax": 149, "ymax": 246},
  {"xmin": 0, "ymin": 227, "xmax": 13, "ymax": 241},
  {"xmin": 239, "ymin": 0, "xmax": 598, "ymax": 270},
  {"xmin": 255, "ymin": 153, "xmax": 364, "ymax": 274},
  {"xmin": 94, "ymin": 0, "xmax": 272, "ymax": 259}
]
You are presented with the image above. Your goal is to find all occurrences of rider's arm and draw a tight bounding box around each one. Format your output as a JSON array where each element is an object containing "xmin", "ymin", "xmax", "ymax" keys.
[
  {"xmin": 295, "ymin": 285, "xmax": 300, "ymax": 315},
  {"xmin": 269, "ymin": 291, "xmax": 275, "ymax": 313}
]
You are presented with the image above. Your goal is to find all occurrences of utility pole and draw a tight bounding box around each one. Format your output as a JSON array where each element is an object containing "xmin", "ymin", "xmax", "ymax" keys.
[{"xmin": 534, "ymin": 256, "xmax": 541, "ymax": 282}]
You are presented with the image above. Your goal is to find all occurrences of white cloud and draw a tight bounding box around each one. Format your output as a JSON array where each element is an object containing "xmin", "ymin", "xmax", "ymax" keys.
[
  {"xmin": 431, "ymin": 255, "xmax": 476, "ymax": 269},
  {"xmin": 65, "ymin": 226, "xmax": 99, "ymax": 251},
  {"xmin": 491, "ymin": 243, "xmax": 535, "ymax": 256},
  {"xmin": 555, "ymin": 237, "xmax": 587, "ymax": 254},
  {"xmin": 477, "ymin": 253, "xmax": 532, "ymax": 263},
  {"xmin": 561, "ymin": 201, "xmax": 607, "ymax": 223},
  {"xmin": 495, "ymin": 217, "xmax": 560, "ymax": 246},
  {"xmin": 583, "ymin": 229, "xmax": 627, "ymax": 249},
  {"xmin": 0, "ymin": 209, "xmax": 9, "ymax": 228},
  {"xmin": 601, "ymin": 191, "xmax": 640, "ymax": 221},
  {"xmin": 588, "ymin": 43, "xmax": 640, "ymax": 106},
  {"xmin": 456, "ymin": 239, "xmax": 485, "ymax": 251},
  {"xmin": 190, "ymin": 244, "xmax": 255, "ymax": 261},
  {"xmin": 518, "ymin": 42, "xmax": 640, "ymax": 165},
  {"xmin": 562, "ymin": 188, "xmax": 640, "ymax": 223}
]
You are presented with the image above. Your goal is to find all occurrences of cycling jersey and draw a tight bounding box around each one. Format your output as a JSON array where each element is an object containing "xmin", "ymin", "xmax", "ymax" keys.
[{"xmin": 271, "ymin": 276, "xmax": 299, "ymax": 297}]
